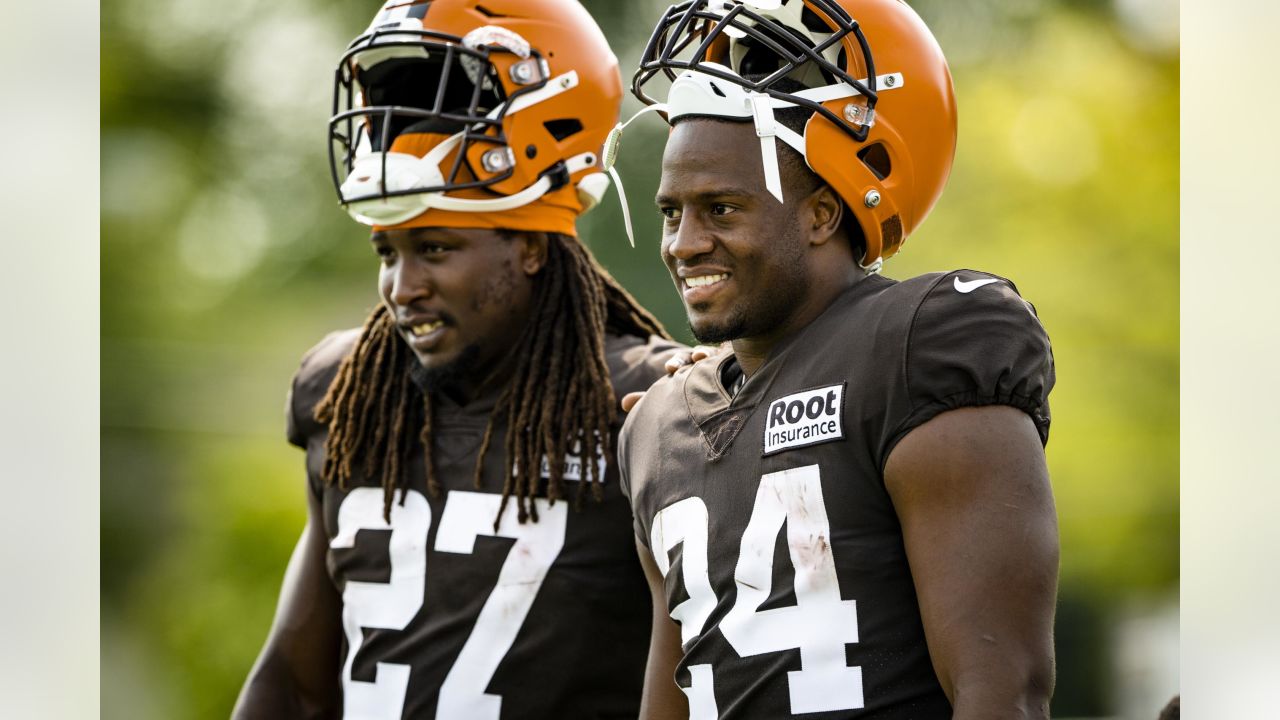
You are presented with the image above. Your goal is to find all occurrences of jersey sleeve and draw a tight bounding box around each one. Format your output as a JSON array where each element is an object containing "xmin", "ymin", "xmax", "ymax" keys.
[
  {"xmin": 284, "ymin": 329, "xmax": 362, "ymax": 495},
  {"xmin": 879, "ymin": 271, "xmax": 1055, "ymax": 469},
  {"xmin": 284, "ymin": 373, "xmax": 307, "ymax": 449},
  {"xmin": 606, "ymin": 333, "xmax": 687, "ymax": 546},
  {"xmin": 285, "ymin": 330, "xmax": 352, "ymax": 447},
  {"xmin": 616, "ymin": 411, "xmax": 645, "ymax": 546},
  {"xmin": 605, "ymin": 333, "xmax": 687, "ymax": 399}
]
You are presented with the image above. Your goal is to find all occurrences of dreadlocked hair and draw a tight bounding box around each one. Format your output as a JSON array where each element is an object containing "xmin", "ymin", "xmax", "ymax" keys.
[{"xmin": 315, "ymin": 231, "xmax": 669, "ymax": 526}]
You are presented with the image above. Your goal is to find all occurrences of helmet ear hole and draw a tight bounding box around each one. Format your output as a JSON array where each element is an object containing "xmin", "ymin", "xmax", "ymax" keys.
[
  {"xmin": 543, "ymin": 118, "xmax": 584, "ymax": 141},
  {"xmin": 857, "ymin": 142, "xmax": 892, "ymax": 181}
]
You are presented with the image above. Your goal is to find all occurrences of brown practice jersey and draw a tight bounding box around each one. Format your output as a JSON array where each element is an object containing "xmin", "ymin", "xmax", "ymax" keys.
[
  {"xmin": 287, "ymin": 330, "xmax": 683, "ymax": 720},
  {"xmin": 620, "ymin": 270, "xmax": 1055, "ymax": 719}
]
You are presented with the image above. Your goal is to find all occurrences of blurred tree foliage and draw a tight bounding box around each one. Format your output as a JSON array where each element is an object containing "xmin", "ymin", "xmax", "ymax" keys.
[{"xmin": 102, "ymin": 0, "xmax": 1176, "ymax": 717}]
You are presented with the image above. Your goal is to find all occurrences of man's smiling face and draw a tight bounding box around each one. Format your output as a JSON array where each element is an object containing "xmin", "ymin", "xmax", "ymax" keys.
[
  {"xmin": 656, "ymin": 119, "xmax": 817, "ymax": 345},
  {"xmin": 372, "ymin": 226, "xmax": 540, "ymax": 386}
]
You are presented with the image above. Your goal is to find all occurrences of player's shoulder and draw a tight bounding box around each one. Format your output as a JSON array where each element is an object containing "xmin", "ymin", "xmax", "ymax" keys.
[
  {"xmin": 604, "ymin": 332, "xmax": 686, "ymax": 398},
  {"xmin": 906, "ymin": 268, "xmax": 1035, "ymax": 314},
  {"xmin": 851, "ymin": 269, "xmax": 1043, "ymax": 338},
  {"xmin": 864, "ymin": 268, "xmax": 1031, "ymax": 312},
  {"xmin": 906, "ymin": 269, "xmax": 1045, "ymax": 337},
  {"xmin": 881, "ymin": 269, "xmax": 1055, "ymax": 451},
  {"xmin": 623, "ymin": 345, "xmax": 724, "ymax": 434},
  {"xmin": 617, "ymin": 357, "xmax": 703, "ymax": 483},
  {"xmin": 287, "ymin": 328, "xmax": 361, "ymax": 446},
  {"xmin": 294, "ymin": 327, "xmax": 361, "ymax": 397}
]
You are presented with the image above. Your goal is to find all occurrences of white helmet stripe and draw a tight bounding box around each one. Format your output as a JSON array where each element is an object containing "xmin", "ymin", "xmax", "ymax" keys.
[
  {"xmin": 790, "ymin": 73, "xmax": 904, "ymax": 103},
  {"xmin": 486, "ymin": 71, "xmax": 578, "ymax": 120}
]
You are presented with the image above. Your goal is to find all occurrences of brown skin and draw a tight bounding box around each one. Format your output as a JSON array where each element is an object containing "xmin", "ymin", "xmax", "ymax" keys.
[
  {"xmin": 884, "ymin": 406, "xmax": 1058, "ymax": 719},
  {"xmin": 636, "ymin": 537, "xmax": 690, "ymax": 720},
  {"xmin": 377, "ymin": 225, "xmax": 704, "ymax": 413},
  {"xmin": 233, "ymin": 226, "xmax": 549, "ymax": 717},
  {"xmin": 636, "ymin": 119, "xmax": 1058, "ymax": 718},
  {"xmin": 232, "ymin": 485, "xmax": 342, "ymax": 719},
  {"xmin": 655, "ymin": 120, "xmax": 860, "ymax": 376},
  {"xmin": 372, "ymin": 226, "xmax": 548, "ymax": 403}
]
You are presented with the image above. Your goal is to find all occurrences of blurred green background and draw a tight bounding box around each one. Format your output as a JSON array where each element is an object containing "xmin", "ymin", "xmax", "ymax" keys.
[{"xmin": 101, "ymin": 0, "xmax": 1177, "ymax": 717}]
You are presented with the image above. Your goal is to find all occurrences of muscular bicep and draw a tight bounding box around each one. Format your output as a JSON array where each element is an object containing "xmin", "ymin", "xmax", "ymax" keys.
[
  {"xmin": 884, "ymin": 405, "xmax": 1058, "ymax": 719},
  {"xmin": 636, "ymin": 536, "xmax": 689, "ymax": 720},
  {"xmin": 233, "ymin": 488, "xmax": 342, "ymax": 720}
]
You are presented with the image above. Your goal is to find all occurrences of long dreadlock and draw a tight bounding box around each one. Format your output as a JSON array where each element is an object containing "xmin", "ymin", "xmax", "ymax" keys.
[{"xmin": 315, "ymin": 231, "xmax": 669, "ymax": 525}]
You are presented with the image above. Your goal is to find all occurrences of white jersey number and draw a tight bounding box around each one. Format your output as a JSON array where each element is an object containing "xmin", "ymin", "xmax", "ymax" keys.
[
  {"xmin": 331, "ymin": 488, "xmax": 567, "ymax": 720},
  {"xmin": 434, "ymin": 492, "xmax": 567, "ymax": 720},
  {"xmin": 651, "ymin": 464, "xmax": 864, "ymax": 717},
  {"xmin": 650, "ymin": 498, "xmax": 721, "ymax": 719}
]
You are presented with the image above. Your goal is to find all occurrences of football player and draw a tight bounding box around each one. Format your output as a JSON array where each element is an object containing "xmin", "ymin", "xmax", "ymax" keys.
[
  {"xmin": 232, "ymin": 1, "xmax": 689, "ymax": 718},
  {"xmin": 617, "ymin": 1, "xmax": 1059, "ymax": 718}
]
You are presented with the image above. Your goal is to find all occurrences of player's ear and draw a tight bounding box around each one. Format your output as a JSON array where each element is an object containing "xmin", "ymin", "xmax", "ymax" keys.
[
  {"xmin": 807, "ymin": 185, "xmax": 844, "ymax": 247},
  {"xmin": 518, "ymin": 232, "xmax": 550, "ymax": 275}
]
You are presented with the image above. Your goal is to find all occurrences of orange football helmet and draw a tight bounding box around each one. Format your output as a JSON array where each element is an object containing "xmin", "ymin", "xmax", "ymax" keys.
[
  {"xmin": 631, "ymin": 0, "xmax": 957, "ymax": 270},
  {"xmin": 329, "ymin": 0, "xmax": 622, "ymax": 235}
]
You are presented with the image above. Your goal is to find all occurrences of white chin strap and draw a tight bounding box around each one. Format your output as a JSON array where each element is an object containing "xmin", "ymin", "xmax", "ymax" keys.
[
  {"xmin": 605, "ymin": 64, "xmax": 902, "ymax": 247},
  {"xmin": 340, "ymin": 69, "xmax": 609, "ymax": 226},
  {"xmin": 600, "ymin": 104, "xmax": 668, "ymax": 247}
]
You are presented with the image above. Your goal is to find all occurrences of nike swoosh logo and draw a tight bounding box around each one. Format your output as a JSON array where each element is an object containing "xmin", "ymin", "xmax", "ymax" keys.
[{"xmin": 954, "ymin": 277, "xmax": 1000, "ymax": 293}]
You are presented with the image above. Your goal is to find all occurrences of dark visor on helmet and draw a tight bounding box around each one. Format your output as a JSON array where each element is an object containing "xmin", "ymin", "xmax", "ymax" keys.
[{"xmin": 328, "ymin": 27, "xmax": 546, "ymax": 204}]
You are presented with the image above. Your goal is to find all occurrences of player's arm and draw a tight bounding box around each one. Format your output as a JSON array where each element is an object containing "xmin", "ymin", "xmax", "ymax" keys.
[
  {"xmin": 635, "ymin": 536, "xmax": 689, "ymax": 720},
  {"xmin": 884, "ymin": 405, "xmax": 1058, "ymax": 720},
  {"xmin": 232, "ymin": 485, "xmax": 342, "ymax": 719}
]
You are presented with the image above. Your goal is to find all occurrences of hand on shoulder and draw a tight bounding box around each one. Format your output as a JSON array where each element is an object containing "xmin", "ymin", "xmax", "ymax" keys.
[{"xmin": 621, "ymin": 343, "xmax": 729, "ymax": 412}]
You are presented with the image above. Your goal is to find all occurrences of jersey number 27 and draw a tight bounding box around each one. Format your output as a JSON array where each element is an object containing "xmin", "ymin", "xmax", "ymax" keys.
[{"xmin": 331, "ymin": 488, "xmax": 567, "ymax": 720}]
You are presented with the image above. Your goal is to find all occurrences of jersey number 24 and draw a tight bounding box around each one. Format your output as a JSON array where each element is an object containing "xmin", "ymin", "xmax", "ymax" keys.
[{"xmin": 651, "ymin": 464, "xmax": 863, "ymax": 717}]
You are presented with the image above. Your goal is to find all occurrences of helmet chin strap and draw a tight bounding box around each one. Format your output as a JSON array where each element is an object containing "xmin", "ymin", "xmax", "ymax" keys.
[
  {"xmin": 601, "ymin": 104, "xmax": 670, "ymax": 247},
  {"xmin": 746, "ymin": 93, "xmax": 805, "ymax": 204}
]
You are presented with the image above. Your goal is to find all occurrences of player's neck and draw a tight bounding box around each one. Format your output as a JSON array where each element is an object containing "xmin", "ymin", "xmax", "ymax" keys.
[
  {"xmin": 435, "ymin": 347, "xmax": 520, "ymax": 407},
  {"xmin": 732, "ymin": 267, "xmax": 867, "ymax": 377}
]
